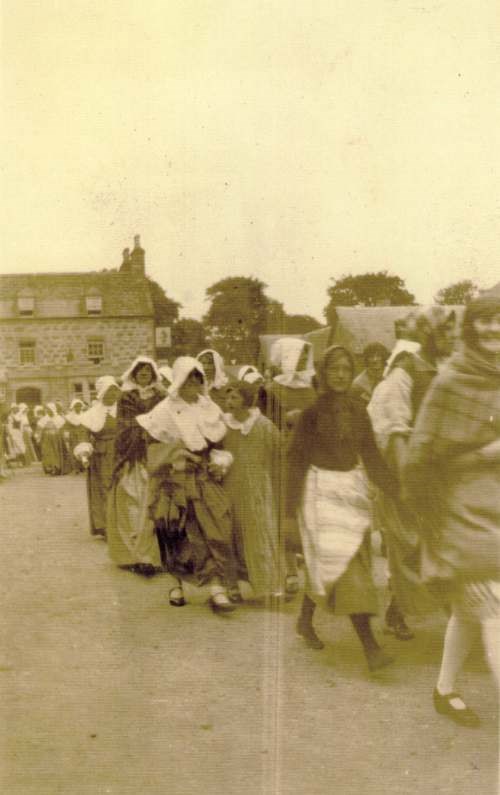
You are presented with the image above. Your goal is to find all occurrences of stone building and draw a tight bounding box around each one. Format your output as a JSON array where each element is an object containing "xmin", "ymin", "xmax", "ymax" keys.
[{"xmin": 0, "ymin": 236, "xmax": 156, "ymax": 407}]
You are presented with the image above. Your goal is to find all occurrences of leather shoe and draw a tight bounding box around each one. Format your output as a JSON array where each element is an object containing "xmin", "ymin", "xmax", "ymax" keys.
[
  {"xmin": 433, "ymin": 689, "xmax": 480, "ymax": 728},
  {"xmin": 169, "ymin": 587, "xmax": 186, "ymax": 607}
]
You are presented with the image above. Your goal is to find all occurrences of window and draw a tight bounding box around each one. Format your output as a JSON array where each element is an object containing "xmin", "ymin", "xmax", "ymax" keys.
[
  {"xmin": 85, "ymin": 295, "xmax": 102, "ymax": 315},
  {"xmin": 73, "ymin": 382, "xmax": 84, "ymax": 397},
  {"xmin": 87, "ymin": 340, "xmax": 104, "ymax": 364},
  {"xmin": 19, "ymin": 340, "xmax": 36, "ymax": 365},
  {"xmin": 18, "ymin": 296, "xmax": 35, "ymax": 316},
  {"xmin": 88, "ymin": 381, "xmax": 97, "ymax": 402}
]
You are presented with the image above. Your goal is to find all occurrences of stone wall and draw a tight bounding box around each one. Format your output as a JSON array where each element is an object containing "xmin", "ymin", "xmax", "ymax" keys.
[{"xmin": 0, "ymin": 316, "xmax": 155, "ymax": 405}]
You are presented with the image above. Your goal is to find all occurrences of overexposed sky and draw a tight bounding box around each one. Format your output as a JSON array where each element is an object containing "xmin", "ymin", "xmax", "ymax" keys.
[{"xmin": 2, "ymin": 1, "xmax": 499, "ymax": 321}]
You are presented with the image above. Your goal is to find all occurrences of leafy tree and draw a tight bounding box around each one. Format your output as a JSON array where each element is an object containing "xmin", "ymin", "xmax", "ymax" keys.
[
  {"xmin": 434, "ymin": 279, "xmax": 478, "ymax": 305},
  {"xmin": 170, "ymin": 318, "xmax": 207, "ymax": 359},
  {"xmin": 203, "ymin": 276, "xmax": 269, "ymax": 363},
  {"xmin": 324, "ymin": 271, "xmax": 415, "ymax": 324},
  {"xmin": 146, "ymin": 276, "xmax": 181, "ymax": 327}
]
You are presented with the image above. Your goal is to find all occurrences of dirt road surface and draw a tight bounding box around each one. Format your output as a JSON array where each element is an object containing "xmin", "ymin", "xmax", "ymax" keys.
[{"xmin": 1, "ymin": 466, "xmax": 497, "ymax": 794}]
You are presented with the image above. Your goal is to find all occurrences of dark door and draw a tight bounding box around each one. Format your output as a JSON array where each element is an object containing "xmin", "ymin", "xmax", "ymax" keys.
[{"xmin": 15, "ymin": 387, "xmax": 42, "ymax": 407}]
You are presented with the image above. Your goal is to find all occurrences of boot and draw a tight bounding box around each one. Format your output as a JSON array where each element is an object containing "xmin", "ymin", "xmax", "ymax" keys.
[
  {"xmin": 296, "ymin": 595, "xmax": 324, "ymax": 650},
  {"xmin": 385, "ymin": 599, "xmax": 414, "ymax": 641}
]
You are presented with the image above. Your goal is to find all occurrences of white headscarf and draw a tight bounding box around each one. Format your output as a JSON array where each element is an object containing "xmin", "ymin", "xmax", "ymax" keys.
[
  {"xmin": 238, "ymin": 365, "xmax": 263, "ymax": 384},
  {"xmin": 79, "ymin": 376, "xmax": 121, "ymax": 433},
  {"xmin": 197, "ymin": 349, "xmax": 229, "ymax": 390},
  {"xmin": 41, "ymin": 403, "xmax": 65, "ymax": 429},
  {"xmin": 65, "ymin": 398, "xmax": 86, "ymax": 426},
  {"xmin": 120, "ymin": 356, "xmax": 162, "ymax": 396},
  {"xmin": 137, "ymin": 356, "xmax": 227, "ymax": 451},
  {"xmin": 270, "ymin": 338, "xmax": 314, "ymax": 389},
  {"xmin": 383, "ymin": 339, "xmax": 421, "ymax": 377},
  {"xmin": 34, "ymin": 405, "xmax": 45, "ymax": 418},
  {"xmin": 159, "ymin": 365, "xmax": 173, "ymax": 384}
]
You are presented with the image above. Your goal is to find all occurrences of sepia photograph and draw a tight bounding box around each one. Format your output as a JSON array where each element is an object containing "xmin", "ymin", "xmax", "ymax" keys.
[{"xmin": 1, "ymin": 2, "xmax": 499, "ymax": 793}]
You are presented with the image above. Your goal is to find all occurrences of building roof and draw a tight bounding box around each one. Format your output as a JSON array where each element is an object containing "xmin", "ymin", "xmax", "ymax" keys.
[
  {"xmin": 481, "ymin": 281, "xmax": 500, "ymax": 298},
  {"xmin": 0, "ymin": 271, "xmax": 154, "ymax": 319},
  {"xmin": 331, "ymin": 305, "xmax": 465, "ymax": 355}
]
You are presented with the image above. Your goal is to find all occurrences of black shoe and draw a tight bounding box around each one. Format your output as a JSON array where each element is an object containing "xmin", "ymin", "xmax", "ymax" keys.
[
  {"xmin": 134, "ymin": 563, "xmax": 157, "ymax": 578},
  {"xmin": 296, "ymin": 617, "xmax": 324, "ymax": 650},
  {"xmin": 433, "ymin": 689, "xmax": 480, "ymax": 728},
  {"xmin": 366, "ymin": 648, "xmax": 395, "ymax": 673},
  {"xmin": 228, "ymin": 587, "xmax": 243, "ymax": 604},
  {"xmin": 168, "ymin": 587, "xmax": 186, "ymax": 607}
]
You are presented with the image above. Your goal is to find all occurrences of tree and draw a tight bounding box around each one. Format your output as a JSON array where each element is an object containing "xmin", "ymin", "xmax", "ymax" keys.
[
  {"xmin": 283, "ymin": 314, "xmax": 322, "ymax": 335},
  {"xmin": 203, "ymin": 276, "xmax": 269, "ymax": 363},
  {"xmin": 434, "ymin": 279, "xmax": 478, "ymax": 305},
  {"xmin": 324, "ymin": 271, "xmax": 415, "ymax": 325},
  {"xmin": 170, "ymin": 318, "xmax": 207, "ymax": 359},
  {"xmin": 146, "ymin": 276, "xmax": 181, "ymax": 327}
]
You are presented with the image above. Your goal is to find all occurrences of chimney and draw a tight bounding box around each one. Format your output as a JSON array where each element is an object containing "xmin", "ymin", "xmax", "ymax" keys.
[
  {"xmin": 130, "ymin": 235, "xmax": 145, "ymax": 276},
  {"xmin": 119, "ymin": 247, "xmax": 131, "ymax": 272}
]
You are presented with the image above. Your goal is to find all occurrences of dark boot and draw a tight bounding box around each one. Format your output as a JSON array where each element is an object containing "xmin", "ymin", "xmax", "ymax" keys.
[
  {"xmin": 350, "ymin": 613, "xmax": 394, "ymax": 672},
  {"xmin": 296, "ymin": 595, "xmax": 324, "ymax": 650},
  {"xmin": 385, "ymin": 599, "xmax": 414, "ymax": 641}
]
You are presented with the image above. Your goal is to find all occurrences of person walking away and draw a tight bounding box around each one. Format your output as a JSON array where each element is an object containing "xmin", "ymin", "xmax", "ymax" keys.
[
  {"xmin": 403, "ymin": 296, "xmax": 500, "ymax": 727},
  {"xmin": 287, "ymin": 345, "xmax": 399, "ymax": 673},
  {"xmin": 64, "ymin": 399, "xmax": 87, "ymax": 472}
]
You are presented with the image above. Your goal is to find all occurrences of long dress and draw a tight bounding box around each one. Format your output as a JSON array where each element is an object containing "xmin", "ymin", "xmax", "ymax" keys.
[
  {"xmin": 287, "ymin": 392, "xmax": 398, "ymax": 614},
  {"xmin": 223, "ymin": 410, "xmax": 287, "ymax": 597},
  {"xmin": 77, "ymin": 415, "xmax": 117, "ymax": 537},
  {"xmin": 106, "ymin": 388, "xmax": 164, "ymax": 568},
  {"xmin": 139, "ymin": 391, "xmax": 238, "ymax": 589},
  {"xmin": 40, "ymin": 418, "xmax": 72, "ymax": 475}
]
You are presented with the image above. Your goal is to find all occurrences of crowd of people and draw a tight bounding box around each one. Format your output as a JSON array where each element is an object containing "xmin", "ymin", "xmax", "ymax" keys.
[{"xmin": 1, "ymin": 296, "xmax": 499, "ymax": 728}]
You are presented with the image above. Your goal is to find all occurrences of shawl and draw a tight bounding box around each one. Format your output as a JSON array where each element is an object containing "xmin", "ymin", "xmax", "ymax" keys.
[
  {"xmin": 197, "ymin": 349, "xmax": 229, "ymax": 390},
  {"xmin": 270, "ymin": 338, "xmax": 314, "ymax": 389},
  {"xmin": 79, "ymin": 377, "xmax": 120, "ymax": 433},
  {"xmin": 65, "ymin": 399, "xmax": 86, "ymax": 427},
  {"xmin": 408, "ymin": 346, "xmax": 500, "ymax": 463},
  {"xmin": 223, "ymin": 407, "xmax": 261, "ymax": 436},
  {"xmin": 137, "ymin": 394, "xmax": 226, "ymax": 452}
]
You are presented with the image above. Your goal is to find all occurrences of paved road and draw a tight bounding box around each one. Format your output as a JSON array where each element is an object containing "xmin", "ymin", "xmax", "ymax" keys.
[{"xmin": 1, "ymin": 466, "xmax": 497, "ymax": 795}]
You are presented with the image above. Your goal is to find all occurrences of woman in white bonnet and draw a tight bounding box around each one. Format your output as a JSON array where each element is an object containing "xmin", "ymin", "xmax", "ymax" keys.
[
  {"xmin": 74, "ymin": 376, "xmax": 121, "ymax": 539},
  {"xmin": 137, "ymin": 356, "xmax": 238, "ymax": 613}
]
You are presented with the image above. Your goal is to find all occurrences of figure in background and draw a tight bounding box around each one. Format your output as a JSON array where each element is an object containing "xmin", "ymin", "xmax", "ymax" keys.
[
  {"xmin": 5, "ymin": 405, "xmax": 26, "ymax": 466},
  {"xmin": 74, "ymin": 377, "xmax": 121, "ymax": 539},
  {"xmin": 32, "ymin": 406, "xmax": 46, "ymax": 460},
  {"xmin": 197, "ymin": 349, "xmax": 229, "ymax": 409},
  {"xmin": 404, "ymin": 297, "xmax": 500, "ymax": 727},
  {"xmin": 137, "ymin": 357, "xmax": 237, "ymax": 613},
  {"xmin": 351, "ymin": 343, "xmax": 390, "ymax": 404},
  {"xmin": 223, "ymin": 381, "xmax": 288, "ymax": 602},
  {"xmin": 64, "ymin": 398, "xmax": 87, "ymax": 472},
  {"xmin": 18, "ymin": 404, "xmax": 38, "ymax": 464},
  {"xmin": 368, "ymin": 307, "xmax": 456, "ymax": 639},
  {"xmin": 38, "ymin": 403, "xmax": 72, "ymax": 475},
  {"xmin": 107, "ymin": 357, "xmax": 165, "ymax": 575},
  {"xmin": 263, "ymin": 338, "xmax": 316, "ymax": 596},
  {"xmin": 287, "ymin": 346, "xmax": 399, "ymax": 672}
]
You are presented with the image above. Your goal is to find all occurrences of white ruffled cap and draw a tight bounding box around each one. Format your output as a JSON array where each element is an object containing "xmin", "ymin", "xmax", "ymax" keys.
[{"xmin": 120, "ymin": 356, "xmax": 161, "ymax": 391}]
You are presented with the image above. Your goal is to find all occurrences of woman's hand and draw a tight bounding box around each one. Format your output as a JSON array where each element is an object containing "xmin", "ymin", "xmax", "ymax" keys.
[
  {"xmin": 171, "ymin": 449, "xmax": 201, "ymax": 472},
  {"xmin": 208, "ymin": 462, "xmax": 225, "ymax": 481}
]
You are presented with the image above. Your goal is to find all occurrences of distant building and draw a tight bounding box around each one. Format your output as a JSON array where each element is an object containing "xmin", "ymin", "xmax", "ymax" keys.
[{"xmin": 0, "ymin": 236, "xmax": 156, "ymax": 406}]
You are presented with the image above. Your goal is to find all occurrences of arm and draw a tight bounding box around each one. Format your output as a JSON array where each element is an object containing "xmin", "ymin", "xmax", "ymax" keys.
[
  {"xmin": 285, "ymin": 408, "xmax": 314, "ymax": 516},
  {"xmin": 358, "ymin": 407, "xmax": 399, "ymax": 499}
]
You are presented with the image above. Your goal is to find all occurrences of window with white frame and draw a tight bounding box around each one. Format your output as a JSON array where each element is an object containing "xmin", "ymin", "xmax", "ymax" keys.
[
  {"xmin": 85, "ymin": 295, "xmax": 102, "ymax": 315},
  {"xmin": 19, "ymin": 340, "xmax": 36, "ymax": 365},
  {"xmin": 87, "ymin": 339, "xmax": 104, "ymax": 364}
]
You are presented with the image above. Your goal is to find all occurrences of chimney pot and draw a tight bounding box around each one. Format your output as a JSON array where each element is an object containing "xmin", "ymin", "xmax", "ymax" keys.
[{"xmin": 133, "ymin": 235, "xmax": 141, "ymax": 249}]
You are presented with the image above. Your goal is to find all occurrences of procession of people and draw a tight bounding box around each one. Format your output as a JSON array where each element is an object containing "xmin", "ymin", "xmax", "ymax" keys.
[{"xmin": 2, "ymin": 296, "xmax": 499, "ymax": 729}]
